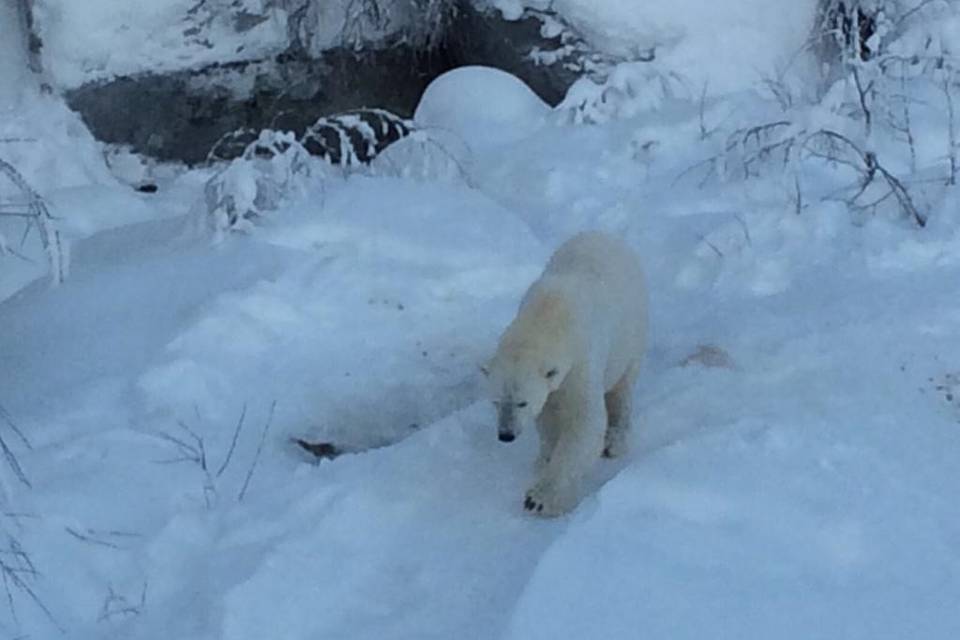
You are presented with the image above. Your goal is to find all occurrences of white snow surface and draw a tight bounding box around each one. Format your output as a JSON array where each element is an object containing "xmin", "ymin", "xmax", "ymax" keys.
[{"xmin": 4, "ymin": 60, "xmax": 960, "ymax": 640}]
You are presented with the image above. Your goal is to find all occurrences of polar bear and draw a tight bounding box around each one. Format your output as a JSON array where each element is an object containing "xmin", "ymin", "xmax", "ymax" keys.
[{"xmin": 484, "ymin": 231, "xmax": 648, "ymax": 516}]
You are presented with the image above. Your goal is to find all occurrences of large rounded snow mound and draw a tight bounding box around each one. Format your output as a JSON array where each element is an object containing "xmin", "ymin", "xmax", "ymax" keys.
[{"xmin": 414, "ymin": 66, "xmax": 550, "ymax": 152}]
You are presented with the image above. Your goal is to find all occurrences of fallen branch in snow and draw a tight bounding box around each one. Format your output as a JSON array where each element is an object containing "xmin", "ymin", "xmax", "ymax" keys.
[
  {"xmin": 97, "ymin": 582, "xmax": 147, "ymax": 623},
  {"xmin": 679, "ymin": 344, "xmax": 736, "ymax": 370},
  {"xmin": 64, "ymin": 527, "xmax": 141, "ymax": 551}
]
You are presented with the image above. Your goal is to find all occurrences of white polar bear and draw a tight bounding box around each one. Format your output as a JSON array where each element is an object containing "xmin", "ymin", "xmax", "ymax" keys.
[{"xmin": 484, "ymin": 231, "xmax": 648, "ymax": 516}]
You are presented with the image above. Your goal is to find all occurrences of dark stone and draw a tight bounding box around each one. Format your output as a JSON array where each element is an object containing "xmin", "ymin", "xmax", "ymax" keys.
[{"xmin": 301, "ymin": 109, "xmax": 411, "ymax": 165}]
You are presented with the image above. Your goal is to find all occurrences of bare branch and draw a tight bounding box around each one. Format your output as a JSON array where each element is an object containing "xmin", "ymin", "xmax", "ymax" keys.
[
  {"xmin": 238, "ymin": 401, "xmax": 277, "ymax": 502},
  {"xmin": 215, "ymin": 404, "xmax": 247, "ymax": 478}
]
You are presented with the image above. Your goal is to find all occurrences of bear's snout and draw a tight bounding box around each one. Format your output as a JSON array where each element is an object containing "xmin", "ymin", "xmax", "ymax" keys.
[{"xmin": 498, "ymin": 432, "xmax": 516, "ymax": 443}]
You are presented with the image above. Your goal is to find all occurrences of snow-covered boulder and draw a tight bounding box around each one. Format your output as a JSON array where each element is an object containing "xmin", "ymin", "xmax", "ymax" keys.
[{"xmin": 414, "ymin": 66, "xmax": 551, "ymax": 152}]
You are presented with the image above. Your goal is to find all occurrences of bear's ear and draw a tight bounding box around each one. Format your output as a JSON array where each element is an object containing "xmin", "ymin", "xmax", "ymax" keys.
[{"xmin": 545, "ymin": 368, "xmax": 558, "ymax": 379}]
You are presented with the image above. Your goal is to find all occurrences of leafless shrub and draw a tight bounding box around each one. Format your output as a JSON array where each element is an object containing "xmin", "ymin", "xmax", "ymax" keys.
[
  {"xmin": 0, "ymin": 158, "xmax": 67, "ymax": 286},
  {"xmin": 0, "ymin": 408, "xmax": 61, "ymax": 634},
  {"xmin": 806, "ymin": 128, "xmax": 927, "ymax": 226},
  {"xmin": 201, "ymin": 130, "xmax": 318, "ymax": 236},
  {"xmin": 150, "ymin": 402, "xmax": 276, "ymax": 507},
  {"xmin": 679, "ymin": 120, "xmax": 928, "ymax": 227}
]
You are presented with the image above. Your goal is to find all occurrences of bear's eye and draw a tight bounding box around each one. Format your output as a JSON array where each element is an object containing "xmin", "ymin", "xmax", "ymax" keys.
[
  {"xmin": 516, "ymin": 401, "xmax": 528, "ymax": 409},
  {"xmin": 545, "ymin": 368, "xmax": 558, "ymax": 379}
]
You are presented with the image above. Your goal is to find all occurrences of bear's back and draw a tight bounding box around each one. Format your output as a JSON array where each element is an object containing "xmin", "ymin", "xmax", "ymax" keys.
[{"xmin": 544, "ymin": 231, "xmax": 643, "ymax": 285}]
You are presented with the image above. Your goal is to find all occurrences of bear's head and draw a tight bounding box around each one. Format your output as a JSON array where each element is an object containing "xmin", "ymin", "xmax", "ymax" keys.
[{"xmin": 482, "ymin": 345, "xmax": 571, "ymax": 443}]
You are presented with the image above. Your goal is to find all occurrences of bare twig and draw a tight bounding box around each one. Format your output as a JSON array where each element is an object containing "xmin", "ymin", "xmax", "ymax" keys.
[
  {"xmin": 733, "ymin": 214, "xmax": 752, "ymax": 247},
  {"xmin": 97, "ymin": 582, "xmax": 147, "ymax": 622},
  {"xmin": 0, "ymin": 406, "xmax": 32, "ymax": 450},
  {"xmin": 794, "ymin": 173, "xmax": 804, "ymax": 215},
  {"xmin": 698, "ymin": 82, "xmax": 711, "ymax": 140},
  {"xmin": 851, "ymin": 65, "xmax": 875, "ymax": 138},
  {"xmin": 895, "ymin": 0, "xmax": 938, "ymax": 28},
  {"xmin": 64, "ymin": 527, "xmax": 123, "ymax": 550},
  {"xmin": 238, "ymin": 401, "xmax": 277, "ymax": 502},
  {"xmin": 0, "ymin": 434, "xmax": 30, "ymax": 489},
  {"xmin": 807, "ymin": 129, "xmax": 927, "ymax": 227},
  {"xmin": 150, "ymin": 421, "xmax": 215, "ymax": 508},
  {"xmin": 696, "ymin": 234, "xmax": 724, "ymax": 258},
  {"xmin": 216, "ymin": 404, "xmax": 247, "ymax": 478},
  {"xmin": 943, "ymin": 72, "xmax": 958, "ymax": 186},
  {"xmin": 887, "ymin": 61, "xmax": 918, "ymax": 173}
]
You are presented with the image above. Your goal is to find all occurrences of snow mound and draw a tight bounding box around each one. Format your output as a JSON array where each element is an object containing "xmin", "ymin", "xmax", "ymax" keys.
[
  {"xmin": 414, "ymin": 66, "xmax": 550, "ymax": 152},
  {"xmin": 508, "ymin": 413, "xmax": 960, "ymax": 640}
]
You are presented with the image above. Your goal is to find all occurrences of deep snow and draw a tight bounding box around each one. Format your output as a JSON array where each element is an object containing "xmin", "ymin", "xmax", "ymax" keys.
[{"xmin": 4, "ymin": 15, "xmax": 960, "ymax": 640}]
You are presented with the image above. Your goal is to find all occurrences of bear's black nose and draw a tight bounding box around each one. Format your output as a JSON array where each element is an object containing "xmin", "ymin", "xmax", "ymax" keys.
[{"xmin": 498, "ymin": 432, "xmax": 516, "ymax": 443}]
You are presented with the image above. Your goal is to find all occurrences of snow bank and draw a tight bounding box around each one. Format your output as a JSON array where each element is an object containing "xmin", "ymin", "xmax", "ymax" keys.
[
  {"xmin": 414, "ymin": 66, "xmax": 551, "ymax": 152},
  {"xmin": 32, "ymin": 0, "xmax": 289, "ymax": 88},
  {"xmin": 490, "ymin": 0, "xmax": 820, "ymax": 95},
  {"xmin": 509, "ymin": 412, "xmax": 960, "ymax": 639}
]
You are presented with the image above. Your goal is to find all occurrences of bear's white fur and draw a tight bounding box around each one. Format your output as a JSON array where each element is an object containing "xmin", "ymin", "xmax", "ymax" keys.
[{"xmin": 485, "ymin": 231, "xmax": 648, "ymax": 516}]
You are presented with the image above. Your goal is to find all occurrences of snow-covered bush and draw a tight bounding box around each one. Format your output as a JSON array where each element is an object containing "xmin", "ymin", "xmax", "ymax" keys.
[
  {"xmin": 369, "ymin": 129, "xmax": 472, "ymax": 183},
  {"xmin": 557, "ymin": 59, "xmax": 690, "ymax": 125},
  {"xmin": 678, "ymin": 0, "xmax": 960, "ymax": 229},
  {"xmin": 202, "ymin": 130, "xmax": 316, "ymax": 236}
]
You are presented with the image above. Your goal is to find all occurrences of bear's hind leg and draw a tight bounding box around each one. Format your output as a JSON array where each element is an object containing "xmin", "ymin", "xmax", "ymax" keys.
[{"xmin": 603, "ymin": 366, "xmax": 637, "ymax": 459}]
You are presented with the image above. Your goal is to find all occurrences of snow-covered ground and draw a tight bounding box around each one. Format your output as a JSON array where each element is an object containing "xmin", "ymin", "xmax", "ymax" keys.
[{"xmin": 5, "ymin": 7, "xmax": 960, "ymax": 640}]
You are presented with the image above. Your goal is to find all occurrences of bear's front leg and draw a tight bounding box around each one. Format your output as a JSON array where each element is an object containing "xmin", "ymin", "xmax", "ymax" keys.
[
  {"xmin": 524, "ymin": 374, "xmax": 605, "ymax": 517},
  {"xmin": 534, "ymin": 392, "xmax": 562, "ymax": 472}
]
